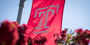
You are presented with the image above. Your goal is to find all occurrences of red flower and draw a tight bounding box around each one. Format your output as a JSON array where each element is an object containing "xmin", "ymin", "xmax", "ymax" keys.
[
  {"xmin": 75, "ymin": 28, "xmax": 83, "ymax": 35},
  {"xmin": 61, "ymin": 30, "xmax": 67, "ymax": 39},
  {"xmin": 75, "ymin": 29, "xmax": 90, "ymax": 45},
  {"xmin": 34, "ymin": 36, "xmax": 47, "ymax": 45},
  {"xmin": 16, "ymin": 24, "xmax": 28, "ymax": 45},
  {"xmin": 0, "ymin": 21, "xmax": 19, "ymax": 45}
]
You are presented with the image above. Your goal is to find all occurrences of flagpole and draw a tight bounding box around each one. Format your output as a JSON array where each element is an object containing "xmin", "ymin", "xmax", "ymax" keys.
[{"xmin": 17, "ymin": 0, "xmax": 26, "ymax": 24}]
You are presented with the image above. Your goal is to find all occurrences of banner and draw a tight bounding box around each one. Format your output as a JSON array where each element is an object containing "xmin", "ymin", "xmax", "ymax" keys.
[{"xmin": 27, "ymin": 0, "xmax": 65, "ymax": 45}]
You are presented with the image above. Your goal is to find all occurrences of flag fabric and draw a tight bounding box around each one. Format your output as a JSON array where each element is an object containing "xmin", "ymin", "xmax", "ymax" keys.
[{"xmin": 27, "ymin": 0, "xmax": 65, "ymax": 45}]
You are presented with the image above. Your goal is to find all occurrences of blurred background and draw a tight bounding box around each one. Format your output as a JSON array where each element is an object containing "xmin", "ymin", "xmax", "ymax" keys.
[{"xmin": 0, "ymin": 0, "xmax": 90, "ymax": 32}]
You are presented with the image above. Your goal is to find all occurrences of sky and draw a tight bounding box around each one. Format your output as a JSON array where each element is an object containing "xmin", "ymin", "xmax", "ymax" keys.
[{"xmin": 0, "ymin": 0, "xmax": 90, "ymax": 32}]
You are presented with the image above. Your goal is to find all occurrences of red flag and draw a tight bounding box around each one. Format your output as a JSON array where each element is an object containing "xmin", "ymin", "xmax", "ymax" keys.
[{"xmin": 27, "ymin": 0, "xmax": 65, "ymax": 45}]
